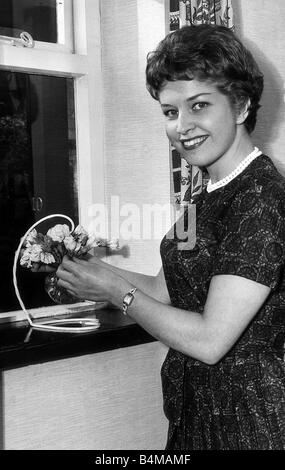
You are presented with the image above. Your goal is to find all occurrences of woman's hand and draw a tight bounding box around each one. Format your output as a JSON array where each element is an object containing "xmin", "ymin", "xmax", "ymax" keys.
[
  {"xmin": 30, "ymin": 263, "xmax": 56, "ymax": 273},
  {"xmin": 56, "ymin": 255, "xmax": 127, "ymax": 305},
  {"xmin": 29, "ymin": 252, "xmax": 96, "ymax": 273}
]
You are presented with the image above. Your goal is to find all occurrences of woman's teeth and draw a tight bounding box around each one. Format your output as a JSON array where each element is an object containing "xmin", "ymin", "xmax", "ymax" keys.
[{"xmin": 181, "ymin": 136, "xmax": 208, "ymax": 149}]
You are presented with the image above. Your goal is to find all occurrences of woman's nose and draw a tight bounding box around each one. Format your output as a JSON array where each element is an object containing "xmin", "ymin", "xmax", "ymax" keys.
[{"xmin": 176, "ymin": 111, "xmax": 195, "ymax": 135}]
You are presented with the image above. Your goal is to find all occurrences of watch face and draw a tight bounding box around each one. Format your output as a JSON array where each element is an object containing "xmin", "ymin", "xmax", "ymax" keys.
[{"xmin": 124, "ymin": 293, "xmax": 133, "ymax": 306}]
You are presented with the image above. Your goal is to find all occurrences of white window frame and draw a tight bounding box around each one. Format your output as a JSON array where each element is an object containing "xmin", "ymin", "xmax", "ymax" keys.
[
  {"xmin": 0, "ymin": 0, "xmax": 74, "ymax": 52},
  {"xmin": 0, "ymin": 0, "xmax": 105, "ymax": 321},
  {"xmin": 27, "ymin": 0, "xmax": 74, "ymax": 52}
]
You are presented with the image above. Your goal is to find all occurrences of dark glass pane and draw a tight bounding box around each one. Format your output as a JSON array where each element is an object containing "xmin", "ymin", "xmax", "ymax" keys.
[
  {"xmin": 172, "ymin": 149, "xmax": 181, "ymax": 169},
  {"xmin": 0, "ymin": 0, "xmax": 58, "ymax": 43},
  {"xmin": 169, "ymin": 0, "xmax": 180, "ymax": 31},
  {"xmin": 0, "ymin": 70, "xmax": 77, "ymax": 313},
  {"xmin": 173, "ymin": 170, "xmax": 181, "ymax": 194}
]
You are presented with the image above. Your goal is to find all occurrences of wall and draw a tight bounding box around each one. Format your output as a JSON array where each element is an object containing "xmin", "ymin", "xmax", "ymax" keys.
[
  {"xmin": 101, "ymin": 0, "xmax": 171, "ymax": 275},
  {"xmin": 1, "ymin": 1, "xmax": 171, "ymax": 452},
  {"xmin": 233, "ymin": 0, "xmax": 285, "ymax": 176},
  {"xmin": 3, "ymin": 341, "xmax": 168, "ymax": 450}
]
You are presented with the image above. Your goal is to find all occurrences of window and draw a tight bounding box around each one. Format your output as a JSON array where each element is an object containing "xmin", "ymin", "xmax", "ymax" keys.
[
  {"xmin": 0, "ymin": 0, "xmax": 73, "ymax": 51},
  {"xmin": 0, "ymin": 0, "xmax": 104, "ymax": 315},
  {"xmin": 0, "ymin": 70, "xmax": 77, "ymax": 311}
]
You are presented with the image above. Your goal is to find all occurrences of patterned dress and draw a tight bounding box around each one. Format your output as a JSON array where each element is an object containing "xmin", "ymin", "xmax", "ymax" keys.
[{"xmin": 160, "ymin": 155, "xmax": 285, "ymax": 450}]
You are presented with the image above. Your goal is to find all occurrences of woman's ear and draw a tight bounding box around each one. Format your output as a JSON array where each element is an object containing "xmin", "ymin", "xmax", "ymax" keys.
[{"xmin": 236, "ymin": 98, "xmax": 251, "ymax": 125}]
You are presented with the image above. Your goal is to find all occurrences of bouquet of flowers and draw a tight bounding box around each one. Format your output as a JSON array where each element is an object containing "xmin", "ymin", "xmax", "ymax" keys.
[{"xmin": 20, "ymin": 223, "xmax": 119, "ymax": 304}]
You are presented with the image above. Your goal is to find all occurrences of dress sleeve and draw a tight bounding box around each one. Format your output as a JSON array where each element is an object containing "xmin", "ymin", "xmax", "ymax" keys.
[{"xmin": 212, "ymin": 186, "xmax": 285, "ymax": 289}]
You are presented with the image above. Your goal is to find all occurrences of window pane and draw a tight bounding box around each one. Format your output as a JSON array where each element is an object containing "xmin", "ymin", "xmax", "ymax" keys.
[
  {"xmin": 0, "ymin": 0, "xmax": 60, "ymax": 44},
  {"xmin": 0, "ymin": 70, "xmax": 78, "ymax": 312}
]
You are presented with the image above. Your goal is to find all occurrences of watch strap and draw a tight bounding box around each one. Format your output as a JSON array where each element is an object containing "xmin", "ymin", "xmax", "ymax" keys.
[{"xmin": 122, "ymin": 287, "xmax": 137, "ymax": 315}]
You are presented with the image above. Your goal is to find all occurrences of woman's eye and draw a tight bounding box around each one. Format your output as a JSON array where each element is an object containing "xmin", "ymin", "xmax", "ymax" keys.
[
  {"xmin": 163, "ymin": 109, "xmax": 178, "ymax": 119},
  {"xmin": 192, "ymin": 102, "xmax": 209, "ymax": 111}
]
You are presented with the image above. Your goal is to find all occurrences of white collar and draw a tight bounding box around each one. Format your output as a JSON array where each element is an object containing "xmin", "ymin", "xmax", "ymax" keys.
[{"xmin": 206, "ymin": 147, "xmax": 262, "ymax": 193}]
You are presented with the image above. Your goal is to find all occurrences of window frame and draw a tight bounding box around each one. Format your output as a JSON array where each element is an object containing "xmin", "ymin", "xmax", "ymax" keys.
[
  {"xmin": 0, "ymin": 0, "xmax": 105, "ymax": 321},
  {"xmin": 0, "ymin": 0, "xmax": 74, "ymax": 52}
]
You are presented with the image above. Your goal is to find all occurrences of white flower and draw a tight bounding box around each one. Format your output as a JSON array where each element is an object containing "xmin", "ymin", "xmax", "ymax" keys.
[
  {"xmin": 28, "ymin": 244, "xmax": 43, "ymax": 262},
  {"xmin": 19, "ymin": 220, "xmax": 119, "ymax": 271},
  {"xmin": 25, "ymin": 229, "xmax": 38, "ymax": 245},
  {"xmin": 47, "ymin": 224, "xmax": 70, "ymax": 242},
  {"xmin": 93, "ymin": 237, "xmax": 119, "ymax": 250},
  {"xmin": 40, "ymin": 252, "xmax": 56, "ymax": 264},
  {"xmin": 85, "ymin": 233, "xmax": 98, "ymax": 249},
  {"xmin": 20, "ymin": 251, "xmax": 33, "ymax": 268},
  {"xmin": 106, "ymin": 238, "xmax": 120, "ymax": 250},
  {"xmin": 20, "ymin": 243, "xmax": 56, "ymax": 267},
  {"xmin": 72, "ymin": 225, "xmax": 89, "ymax": 244},
  {"xmin": 73, "ymin": 225, "xmax": 87, "ymax": 236},
  {"xmin": 93, "ymin": 236, "xmax": 108, "ymax": 247},
  {"xmin": 20, "ymin": 244, "xmax": 43, "ymax": 267},
  {"xmin": 63, "ymin": 236, "xmax": 78, "ymax": 252}
]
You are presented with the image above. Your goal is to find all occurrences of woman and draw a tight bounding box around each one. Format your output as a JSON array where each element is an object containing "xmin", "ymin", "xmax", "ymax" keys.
[{"xmin": 56, "ymin": 25, "xmax": 285, "ymax": 450}]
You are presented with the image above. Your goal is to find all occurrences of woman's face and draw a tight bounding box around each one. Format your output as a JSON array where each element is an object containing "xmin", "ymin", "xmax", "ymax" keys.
[{"xmin": 159, "ymin": 79, "xmax": 243, "ymax": 175}]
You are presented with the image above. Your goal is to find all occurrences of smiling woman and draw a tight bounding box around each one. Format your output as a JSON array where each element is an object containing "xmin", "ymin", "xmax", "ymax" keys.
[
  {"xmin": 147, "ymin": 24, "xmax": 263, "ymax": 182},
  {"xmin": 159, "ymin": 79, "xmax": 252, "ymax": 175},
  {"xmin": 54, "ymin": 23, "xmax": 285, "ymax": 450}
]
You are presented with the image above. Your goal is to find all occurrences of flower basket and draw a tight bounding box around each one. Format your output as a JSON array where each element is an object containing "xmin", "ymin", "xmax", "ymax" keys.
[{"xmin": 13, "ymin": 214, "xmax": 119, "ymax": 333}]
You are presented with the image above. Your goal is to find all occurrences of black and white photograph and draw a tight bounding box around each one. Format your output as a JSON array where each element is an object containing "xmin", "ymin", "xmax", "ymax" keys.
[{"xmin": 0, "ymin": 0, "xmax": 284, "ymax": 458}]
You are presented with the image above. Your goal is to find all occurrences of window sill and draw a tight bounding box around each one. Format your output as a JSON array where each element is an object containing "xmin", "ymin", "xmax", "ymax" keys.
[
  {"xmin": 0, "ymin": 43, "xmax": 89, "ymax": 76},
  {"xmin": 0, "ymin": 306, "xmax": 155, "ymax": 371}
]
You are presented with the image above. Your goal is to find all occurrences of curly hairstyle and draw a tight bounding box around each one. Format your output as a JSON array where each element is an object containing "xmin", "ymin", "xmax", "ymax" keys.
[{"xmin": 146, "ymin": 24, "xmax": 264, "ymax": 133}]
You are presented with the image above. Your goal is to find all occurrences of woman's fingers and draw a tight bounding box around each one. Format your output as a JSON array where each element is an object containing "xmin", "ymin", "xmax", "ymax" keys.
[
  {"xmin": 73, "ymin": 255, "xmax": 101, "ymax": 267},
  {"xmin": 55, "ymin": 255, "xmax": 112, "ymax": 303},
  {"xmin": 30, "ymin": 263, "xmax": 55, "ymax": 273},
  {"xmin": 56, "ymin": 256, "xmax": 90, "ymax": 286},
  {"xmin": 56, "ymin": 268, "xmax": 78, "ymax": 296},
  {"xmin": 74, "ymin": 254, "xmax": 105, "ymax": 268},
  {"xmin": 59, "ymin": 255, "xmax": 79, "ymax": 273},
  {"xmin": 59, "ymin": 255, "xmax": 103, "ymax": 275},
  {"xmin": 56, "ymin": 266, "xmax": 73, "ymax": 282},
  {"xmin": 57, "ymin": 277, "xmax": 77, "ymax": 295}
]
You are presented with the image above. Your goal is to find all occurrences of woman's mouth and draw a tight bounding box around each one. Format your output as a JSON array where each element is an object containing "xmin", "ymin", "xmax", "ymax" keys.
[{"xmin": 180, "ymin": 135, "xmax": 209, "ymax": 151}]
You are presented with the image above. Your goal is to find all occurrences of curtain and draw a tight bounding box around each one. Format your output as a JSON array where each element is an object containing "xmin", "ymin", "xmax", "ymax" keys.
[{"xmin": 169, "ymin": 0, "xmax": 234, "ymax": 205}]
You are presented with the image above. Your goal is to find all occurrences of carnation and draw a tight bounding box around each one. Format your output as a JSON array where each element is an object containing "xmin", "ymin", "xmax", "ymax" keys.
[
  {"xmin": 40, "ymin": 252, "xmax": 56, "ymax": 264},
  {"xmin": 20, "ymin": 244, "xmax": 44, "ymax": 268},
  {"xmin": 106, "ymin": 238, "xmax": 120, "ymax": 250},
  {"xmin": 20, "ymin": 222, "xmax": 119, "ymax": 270},
  {"xmin": 47, "ymin": 224, "xmax": 70, "ymax": 242},
  {"xmin": 63, "ymin": 235, "xmax": 78, "ymax": 253},
  {"xmin": 25, "ymin": 229, "xmax": 38, "ymax": 245},
  {"xmin": 94, "ymin": 237, "xmax": 120, "ymax": 250},
  {"xmin": 72, "ymin": 225, "xmax": 89, "ymax": 245}
]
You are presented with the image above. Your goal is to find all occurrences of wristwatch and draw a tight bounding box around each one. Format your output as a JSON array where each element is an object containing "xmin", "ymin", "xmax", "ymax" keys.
[{"xmin": 122, "ymin": 287, "xmax": 137, "ymax": 315}]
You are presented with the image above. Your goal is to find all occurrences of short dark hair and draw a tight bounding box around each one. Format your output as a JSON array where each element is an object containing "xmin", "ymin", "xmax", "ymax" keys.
[{"xmin": 146, "ymin": 24, "xmax": 264, "ymax": 133}]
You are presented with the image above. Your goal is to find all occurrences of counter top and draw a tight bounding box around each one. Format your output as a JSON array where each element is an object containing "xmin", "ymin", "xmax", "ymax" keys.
[{"xmin": 0, "ymin": 307, "xmax": 155, "ymax": 370}]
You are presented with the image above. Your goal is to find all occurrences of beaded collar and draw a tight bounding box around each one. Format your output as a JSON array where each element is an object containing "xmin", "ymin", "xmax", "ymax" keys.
[{"xmin": 206, "ymin": 147, "xmax": 262, "ymax": 193}]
